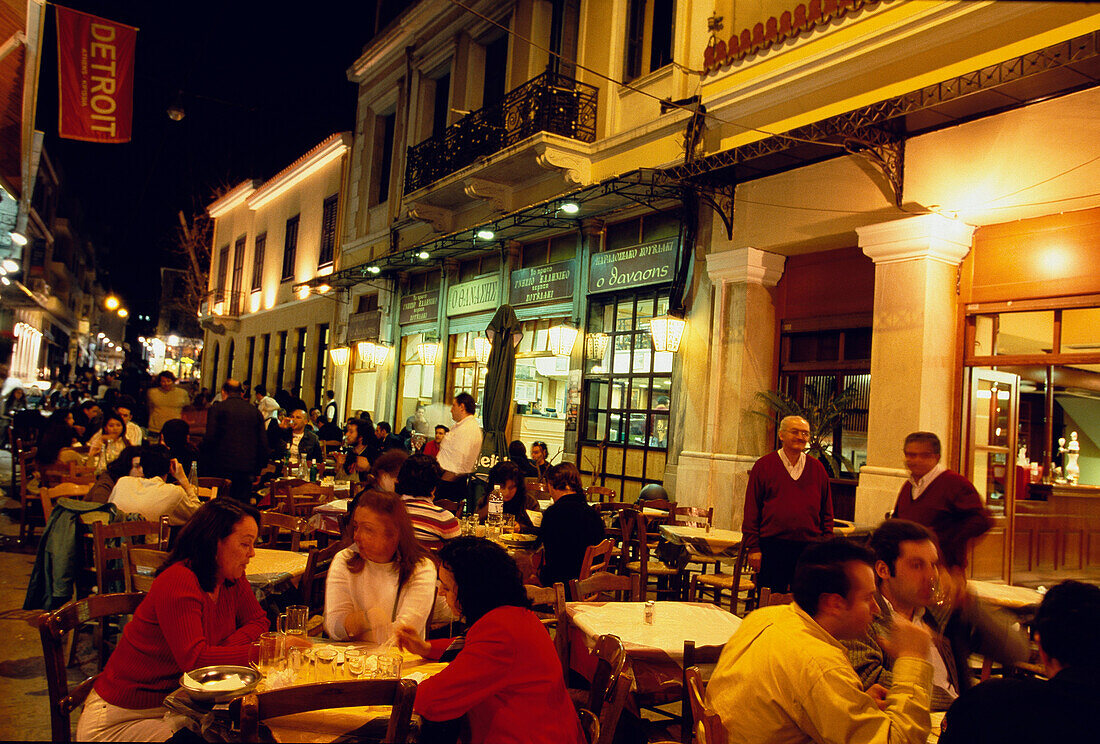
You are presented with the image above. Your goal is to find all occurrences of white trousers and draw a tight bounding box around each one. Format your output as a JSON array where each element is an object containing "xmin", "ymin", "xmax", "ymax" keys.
[{"xmin": 75, "ymin": 689, "xmax": 186, "ymax": 742}]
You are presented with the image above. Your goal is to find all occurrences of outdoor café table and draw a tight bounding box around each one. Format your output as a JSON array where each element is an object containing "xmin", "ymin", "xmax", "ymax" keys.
[
  {"xmin": 164, "ymin": 647, "xmax": 448, "ymax": 743},
  {"xmin": 309, "ymin": 498, "xmax": 351, "ymax": 536},
  {"xmin": 565, "ymin": 600, "xmax": 741, "ymax": 712},
  {"xmin": 833, "ymin": 519, "xmax": 875, "ymax": 540},
  {"xmin": 659, "ymin": 525, "xmax": 742, "ymax": 558},
  {"xmin": 247, "ymin": 548, "xmax": 309, "ymax": 604}
]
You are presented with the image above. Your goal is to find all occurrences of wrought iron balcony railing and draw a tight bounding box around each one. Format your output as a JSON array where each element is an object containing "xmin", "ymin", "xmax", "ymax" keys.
[
  {"xmin": 199, "ymin": 289, "xmax": 248, "ymax": 319},
  {"xmin": 405, "ymin": 70, "xmax": 598, "ymax": 194}
]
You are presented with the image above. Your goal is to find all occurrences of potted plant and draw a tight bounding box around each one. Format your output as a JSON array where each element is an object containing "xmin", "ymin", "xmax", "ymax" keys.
[{"xmin": 753, "ymin": 383, "xmax": 859, "ymax": 477}]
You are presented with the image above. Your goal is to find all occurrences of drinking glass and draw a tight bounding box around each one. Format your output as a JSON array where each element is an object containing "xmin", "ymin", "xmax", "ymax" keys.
[
  {"xmin": 930, "ymin": 570, "xmax": 950, "ymax": 608},
  {"xmin": 287, "ymin": 646, "xmax": 304, "ymax": 681},
  {"xmin": 283, "ymin": 605, "xmax": 309, "ymax": 636},
  {"xmin": 344, "ymin": 648, "xmax": 365, "ymax": 679},
  {"xmin": 503, "ymin": 514, "xmax": 516, "ymax": 534},
  {"xmin": 314, "ymin": 646, "xmax": 337, "ymax": 681},
  {"xmin": 374, "ymin": 650, "xmax": 403, "ymax": 679},
  {"xmin": 258, "ymin": 632, "xmax": 283, "ymax": 676}
]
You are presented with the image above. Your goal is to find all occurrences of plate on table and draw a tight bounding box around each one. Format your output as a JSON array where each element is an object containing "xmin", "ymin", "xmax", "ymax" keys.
[
  {"xmin": 180, "ymin": 665, "xmax": 260, "ymax": 703},
  {"xmin": 501, "ymin": 533, "xmax": 537, "ymax": 545}
]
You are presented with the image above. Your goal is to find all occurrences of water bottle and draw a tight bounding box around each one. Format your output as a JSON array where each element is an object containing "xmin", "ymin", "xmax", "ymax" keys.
[
  {"xmin": 487, "ymin": 485, "xmax": 504, "ymax": 539},
  {"xmin": 188, "ymin": 460, "xmax": 198, "ymax": 484},
  {"xmin": 308, "ymin": 459, "xmax": 318, "ymax": 482}
]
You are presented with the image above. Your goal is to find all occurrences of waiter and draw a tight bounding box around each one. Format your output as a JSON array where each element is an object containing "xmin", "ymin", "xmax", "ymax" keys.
[
  {"xmin": 435, "ymin": 392, "xmax": 482, "ymax": 504},
  {"xmin": 741, "ymin": 415, "xmax": 834, "ymax": 592}
]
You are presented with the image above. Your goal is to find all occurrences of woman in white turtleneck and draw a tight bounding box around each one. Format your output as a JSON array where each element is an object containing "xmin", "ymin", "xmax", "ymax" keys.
[{"xmin": 323, "ymin": 489, "xmax": 436, "ymax": 645}]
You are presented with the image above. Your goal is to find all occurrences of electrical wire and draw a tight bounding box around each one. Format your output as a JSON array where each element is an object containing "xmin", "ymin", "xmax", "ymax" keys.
[
  {"xmin": 443, "ymin": 0, "xmax": 846, "ymax": 150},
  {"xmin": 984, "ymin": 152, "xmax": 1100, "ymax": 203}
]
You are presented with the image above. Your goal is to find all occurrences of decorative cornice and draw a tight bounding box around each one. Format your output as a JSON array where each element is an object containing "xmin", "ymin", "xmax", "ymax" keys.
[
  {"xmin": 463, "ymin": 177, "xmax": 514, "ymax": 212},
  {"xmin": 534, "ymin": 144, "xmax": 592, "ymax": 186},
  {"xmin": 207, "ymin": 180, "xmax": 258, "ymax": 218},
  {"xmin": 247, "ymin": 133, "xmax": 352, "ymax": 210},
  {"xmin": 706, "ymin": 247, "xmax": 786, "ymax": 287},
  {"xmin": 858, "ymin": 214, "xmax": 974, "ymax": 266},
  {"xmin": 407, "ymin": 202, "xmax": 455, "ymax": 233}
]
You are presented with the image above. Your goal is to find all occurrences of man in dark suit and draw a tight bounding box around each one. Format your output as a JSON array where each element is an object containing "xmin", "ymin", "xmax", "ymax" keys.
[{"xmin": 202, "ymin": 378, "xmax": 269, "ymax": 502}]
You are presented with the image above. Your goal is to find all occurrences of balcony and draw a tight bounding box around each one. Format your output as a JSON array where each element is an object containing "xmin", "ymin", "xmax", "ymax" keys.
[
  {"xmin": 198, "ymin": 289, "xmax": 248, "ymax": 320},
  {"xmin": 404, "ymin": 71, "xmax": 598, "ymax": 195}
]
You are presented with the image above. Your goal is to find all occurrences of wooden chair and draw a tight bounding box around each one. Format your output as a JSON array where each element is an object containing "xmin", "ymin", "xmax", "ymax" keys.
[
  {"xmin": 300, "ymin": 538, "xmax": 351, "ymax": 631},
  {"xmin": 259, "ymin": 510, "xmax": 315, "ymax": 552},
  {"xmin": 759, "ymin": 588, "xmax": 794, "ymax": 607},
  {"xmin": 595, "ymin": 667, "xmax": 634, "ymax": 744},
  {"xmin": 585, "ymin": 485, "xmax": 617, "ymax": 503},
  {"xmin": 39, "ymin": 482, "xmax": 93, "ymax": 522},
  {"xmin": 579, "ymin": 539, "xmax": 614, "ymax": 581},
  {"xmin": 618, "ymin": 507, "xmax": 680, "ymax": 600},
  {"xmin": 577, "ymin": 707, "xmax": 599, "ymax": 744},
  {"xmin": 683, "ymin": 665, "xmax": 728, "ymax": 744},
  {"xmin": 195, "ymin": 476, "xmax": 232, "ymax": 496},
  {"xmin": 18, "ymin": 447, "xmax": 42, "ymax": 543},
  {"xmin": 576, "ymin": 634, "xmax": 626, "ymax": 718},
  {"xmin": 690, "ymin": 541, "xmax": 757, "ymax": 616},
  {"xmin": 91, "ymin": 520, "xmax": 163, "ymax": 596},
  {"xmin": 525, "ymin": 582, "xmax": 569, "ymax": 677},
  {"xmin": 570, "ymin": 571, "xmax": 642, "ymax": 602},
  {"xmin": 236, "ymin": 679, "xmax": 417, "ymax": 743},
  {"xmin": 39, "ymin": 593, "xmax": 146, "ymax": 743},
  {"xmin": 122, "ymin": 546, "xmax": 169, "ymax": 592},
  {"xmin": 434, "ymin": 498, "xmax": 460, "ymax": 515},
  {"xmin": 672, "ymin": 505, "xmax": 722, "ymax": 574},
  {"xmin": 680, "ymin": 641, "xmax": 726, "ymax": 743},
  {"xmin": 193, "ymin": 485, "xmax": 216, "ymax": 501},
  {"xmin": 275, "ymin": 482, "xmax": 335, "ymax": 517}
]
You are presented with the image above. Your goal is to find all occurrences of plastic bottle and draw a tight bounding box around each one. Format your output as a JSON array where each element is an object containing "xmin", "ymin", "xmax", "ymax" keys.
[{"xmin": 487, "ymin": 485, "xmax": 504, "ymax": 538}]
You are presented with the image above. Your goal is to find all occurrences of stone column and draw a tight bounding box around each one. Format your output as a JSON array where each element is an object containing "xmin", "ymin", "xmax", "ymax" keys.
[
  {"xmin": 855, "ymin": 214, "xmax": 975, "ymax": 524},
  {"xmin": 669, "ymin": 222, "xmax": 785, "ymax": 529}
]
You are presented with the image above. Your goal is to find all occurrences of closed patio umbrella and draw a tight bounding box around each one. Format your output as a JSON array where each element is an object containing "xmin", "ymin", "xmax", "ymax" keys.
[{"xmin": 476, "ymin": 304, "xmax": 523, "ymax": 482}]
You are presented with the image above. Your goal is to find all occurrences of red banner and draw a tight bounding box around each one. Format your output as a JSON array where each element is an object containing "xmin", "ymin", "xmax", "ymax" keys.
[{"xmin": 56, "ymin": 5, "xmax": 137, "ymax": 143}]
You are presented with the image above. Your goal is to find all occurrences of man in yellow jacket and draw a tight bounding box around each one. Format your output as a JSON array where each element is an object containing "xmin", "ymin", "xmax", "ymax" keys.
[{"xmin": 706, "ymin": 538, "xmax": 934, "ymax": 744}]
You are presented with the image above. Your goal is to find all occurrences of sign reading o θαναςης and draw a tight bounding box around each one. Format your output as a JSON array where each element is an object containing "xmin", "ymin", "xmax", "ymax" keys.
[
  {"xmin": 399, "ymin": 290, "xmax": 440, "ymax": 325},
  {"xmin": 447, "ymin": 274, "xmax": 501, "ymax": 317},
  {"xmin": 509, "ymin": 260, "xmax": 575, "ymax": 306},
  {"xmin": 588, "ymin": 238, "xmax": 677, "ymax": 293}
]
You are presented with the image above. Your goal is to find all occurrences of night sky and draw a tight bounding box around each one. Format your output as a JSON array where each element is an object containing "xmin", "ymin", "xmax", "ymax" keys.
[{"xmin": 35, "ymin": 1, "xmax": 376, "ymax": 328}]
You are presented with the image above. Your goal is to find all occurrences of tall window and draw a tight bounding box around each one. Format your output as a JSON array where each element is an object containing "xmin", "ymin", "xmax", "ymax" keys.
[
  {"xmin": 624, "ymin": 0, "xmax": 675, "ymax": 82},
  {"xmin": 210, "ymin": 342, "xmax": 220, "ymax": 388},
  {"xmin": 260, "ymin": 333, "xmax": 271, "ymax": 389},
  {"xmin": 293, "ymin": 327, "xmax": 307, "ymax": 400},
  {"xmin": 449, "ymin": 331, "xmax": 489, "ymax": 405},
  {"xmin": 580, "ymin": 289, "xmax": 673, "ymax": 499},
  {"xmin": 318, "ymin": 195, "xmax": 338, "ymax": 267},
  {"xmin": 216, "ymin": 245, "xmax": 229, "ymax": 292},
  {"xmin": 275, "ymin": 330, "xmax": 288, "ymax": 392},
  {"xmin": 431, "ymin": 71, "xmax": 451, "ymax": 138},
  {"xmin": 251, "ymin": 232, "xmax": 266, "ymax": 292},
  {"xmin": 245, "ymin": 336, "xmax": 256, "ymax": 386},
  {"xmin": 315, "ymin": 323, "xmax": 330, "ymax": 408},
  {"xmin": 482, "ymin": 35, "xmax": 508, "ymax": 107},
  {"xmin": 226, "ymin": 340, "xmax": 236, "ymax": 381},
  {"xmin": 374, "ymin": 113, "xmax": 396, "ymax": 205},
  {"xmin": 231, "ymin": 235, "xmax": 246, "ymax": 314},
  {"xmin": 281, "ymin": 215, "xmax": 299, "ymax": 282}
]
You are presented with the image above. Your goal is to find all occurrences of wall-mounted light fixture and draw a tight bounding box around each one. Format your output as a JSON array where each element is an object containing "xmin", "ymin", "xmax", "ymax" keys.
[
  {"xmin": 417, "ymin": 338, "xmax": 441, "ymax": 365},
  {"xmin": 329, "ymin": 347, "xmax": 350, "ymax": 366},
  {"xmin": 585, "ymin": 332, "xmax": 609, "ymax": 359},
  {"xmin": 474, "ymin": 334, "xmax": 492, "ymax": 364},
  {"xmin": 548, "ymin": 320, "xmax": 579, "ymax": 357},
  {"xmin": 649, "ymin": 313, "xmax": 686, "ymax": 353}
]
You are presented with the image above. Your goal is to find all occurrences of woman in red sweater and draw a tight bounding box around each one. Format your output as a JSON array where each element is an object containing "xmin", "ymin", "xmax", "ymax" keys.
[
  {"xmin": 394, "ymin": 537, "xmax": 586, "ymax": 744},
  {"xmin": 77, "ymin": 499, "xmax": 270, "ymax": 741}
]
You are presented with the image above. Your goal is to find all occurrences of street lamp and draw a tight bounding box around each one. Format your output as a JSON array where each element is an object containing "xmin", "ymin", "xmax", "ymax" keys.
[
  {"xmin": 118, "ymin": 308, "xmax": 129, "ymax": 318},
  {"xmin": 105, "ymin": 295, "xmax": 120, "ymax": 311}
]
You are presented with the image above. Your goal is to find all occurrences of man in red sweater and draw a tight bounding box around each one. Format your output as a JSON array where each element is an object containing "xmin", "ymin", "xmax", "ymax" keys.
[
  {"xmin": 742, "ymin": 415, "xmax": 834, "ymax": 591},
  {"xmin": 892, "ymin": 431, "xmax": 992, "ymax": 569}
]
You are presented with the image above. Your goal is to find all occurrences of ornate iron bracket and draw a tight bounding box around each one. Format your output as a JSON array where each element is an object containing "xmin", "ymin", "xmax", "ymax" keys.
[
  {"xmin": 694, "ymin": 181, "xmax": 736, "ymax": 241},
  {"xmin": 844, "ymin": 128, "xmax": 906, "ymax": 208}
]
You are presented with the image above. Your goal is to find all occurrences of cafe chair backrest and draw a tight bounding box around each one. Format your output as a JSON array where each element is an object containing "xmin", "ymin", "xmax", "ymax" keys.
[
  {"xmin": 596, "ymin": 667, "xmax": 634, "ymax": 744},
  {"xmin": 39, "ymin": 482, "xmax": 93, "ymax": 522},
  {"xmin": 673, "ymin": 506, "xmax": 713, "ymax": 528},
  {"xmin": 587, "ymin": 634, "xmax": 626, "ymax": 716},
  {"xmin": 579, "ymin": 539, "xmax": 614, "ymax": 581},
  {"xmin": 434, "ymin": 498, "xmax": 460, "ymax": 515},
  {"xmin": 92, "ymin": 520, "xmax": 162, "ymax": 596},
  {"xmin": 195, "ymin": 476, "xmax": 231, "ymax": 496},
  {"xmin": 259, "ymin": 510, "xmax": 313, "ymax": 552},
  {"xmin": 684, "ymin": 665, "xmax": 727, "ymax": 744},
  {"xmin": 301, "ymin": 538, "xmax": 351, "ymax": 615},
  {"xmin": 236, "ymin": 679, "xmax": 417, "ymax": 744},
  {"xmin": 525, "ymin": 582, "xmax": 568, "ymax": 676},
  {"xmin": 585, "ymin": 485, "xmax": 617, "ymax": 503},
  {"xmin": 570, "ymin": 571, "xmax": 641, "ymax": 602},
  {"xmin": 759, "ymin": 588, "xmax": 794, "ymax": 607},
  {"xmin": 122, "ymin": 546, "xmax": 169, "ymax": 592},
  {"xmin": 39, "ymin": 592, "xmax": 145, "ymax": 743}
]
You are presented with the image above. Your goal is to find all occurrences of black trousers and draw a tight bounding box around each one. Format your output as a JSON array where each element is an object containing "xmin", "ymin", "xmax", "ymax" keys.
[
  {"xmin": 757, "ymin": 537, "xmax": 813, "ymax": 592},
  {"xmin": 218, "ymin": 471, "xmax": 256, "ymax": 503}
]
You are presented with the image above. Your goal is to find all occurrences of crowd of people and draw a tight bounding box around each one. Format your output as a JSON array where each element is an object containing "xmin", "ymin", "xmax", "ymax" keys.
[{"xmin": 11, "ymin": 370, "xmax": 1097, "ymax": 744}]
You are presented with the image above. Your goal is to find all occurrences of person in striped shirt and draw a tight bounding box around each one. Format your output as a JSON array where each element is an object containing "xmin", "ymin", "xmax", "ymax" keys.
[{"xmin": 396, "ymin": 454, "xmax": 460, "ymax": 544}]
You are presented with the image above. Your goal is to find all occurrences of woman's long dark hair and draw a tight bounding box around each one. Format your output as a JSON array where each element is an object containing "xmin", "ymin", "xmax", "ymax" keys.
[
  {"xmin": 346, "ymin": 489, "xmax": 427, "ymax": 589},
  {"xmin": 97, "ymin": 412, "xmax": 134, "ymax": 446},
  {"xmin": 488, "ymin": 461, "xmax": 533, "ymax": 528},
  {"xmin": 36, "ymin": 419, "xmax": 78, "ymax": 465},
  {"xmin": 158, "ymin": 499, "xmax": 261, "ymax": 592},
  {"xmin": 438, "ymin": 537, "xmax": 530, "ymax": 624},
  {"xmin": 546, "ymin": 461, "xmax": 585, "ymax": 496}
]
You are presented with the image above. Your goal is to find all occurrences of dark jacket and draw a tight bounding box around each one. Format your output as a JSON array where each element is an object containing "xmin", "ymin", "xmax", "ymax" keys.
[
  {"xmin": 202, "ymin": 396, "xmax": 269, "ymax": 474},
  {"xmin": 538, "ymin": 492, "xmax": 605, "ymax": 586},
  {"xmin": 25, "ymin": 499, "xmax": 117, "ymax": 610},
  {"xmin": 292, "ymin": 428, "xmax": 323, "ymax": 462}
]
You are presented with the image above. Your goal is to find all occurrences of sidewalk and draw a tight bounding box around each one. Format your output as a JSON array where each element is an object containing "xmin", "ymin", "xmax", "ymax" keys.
[{"xmin": 0, "ymin": 448, "xmax": 85, "ymax": 741}]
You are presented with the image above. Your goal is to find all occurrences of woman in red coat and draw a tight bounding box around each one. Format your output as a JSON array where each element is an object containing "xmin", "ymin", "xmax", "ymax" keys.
[{"xmin": 395, "ymin": 537, "xmax": 585, "ymax": 744}]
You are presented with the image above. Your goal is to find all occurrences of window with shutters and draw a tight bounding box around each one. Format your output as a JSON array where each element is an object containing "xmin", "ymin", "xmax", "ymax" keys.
[
  {"xmin": 318, "ymin": 195, "xmax": 337, "ymax": 268},
  {"xmin": 281, "ymin": 215, "xmax": 299, "ymax": 282},
  {"xmin": 251, "ymin": 233, "xmax": 266, "ymax": 291}
]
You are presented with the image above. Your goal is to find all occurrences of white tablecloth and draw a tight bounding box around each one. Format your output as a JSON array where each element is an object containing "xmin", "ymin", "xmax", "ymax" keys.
[
  {"xmin": 568, "ymin": 601, "xmax": 741, "ymax": 659},
  {"xmin": 660, "ymin": 525, "xmax": 742, "ymax": 556},
  {"xmin": 968, "ymin": 580, "xmax": 1044, "ymax": 610}
]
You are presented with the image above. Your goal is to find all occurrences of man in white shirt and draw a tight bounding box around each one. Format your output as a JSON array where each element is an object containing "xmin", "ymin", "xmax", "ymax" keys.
[
  {"xmin": 109, "ymin": 447, "xmax": 200, "ymax": 525},
  {"xmin": 253, "ymin": 385, "xmax": 279, "ymax": 421},
  {"xmin": 435, "ymin": 393, "xmax": 482, "ymax": 503}
]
